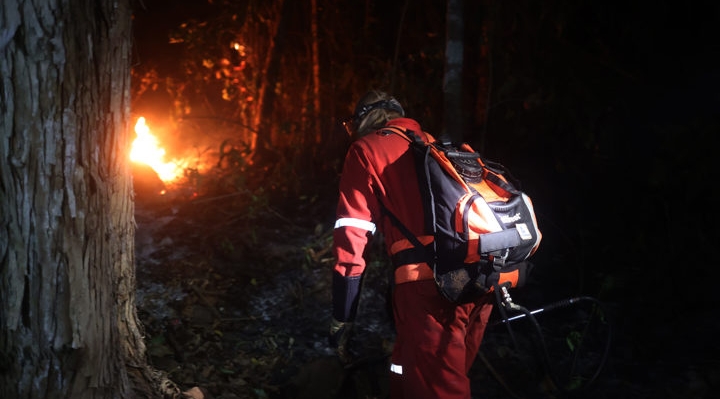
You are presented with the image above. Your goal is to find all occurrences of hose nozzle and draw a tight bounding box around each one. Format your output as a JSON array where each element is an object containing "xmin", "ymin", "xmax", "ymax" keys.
[{"xmin": 500, "ymin": 285, "xmax": 522, "ymax": 311}]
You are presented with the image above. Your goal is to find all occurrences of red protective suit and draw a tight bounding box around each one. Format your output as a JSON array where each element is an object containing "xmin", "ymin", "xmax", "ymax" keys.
[{"xmin": 332, "ymin": 117, "xmax": 494, "ymax": 399}]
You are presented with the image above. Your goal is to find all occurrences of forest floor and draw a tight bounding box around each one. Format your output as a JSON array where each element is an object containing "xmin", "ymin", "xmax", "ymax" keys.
[{"xmin": 133, "ymin": 181, "xmax": 719, "ymax": 399}]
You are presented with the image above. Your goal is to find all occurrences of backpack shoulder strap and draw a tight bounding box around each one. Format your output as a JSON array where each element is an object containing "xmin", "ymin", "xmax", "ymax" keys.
[
  {"xmin": 379, "ymin": 202, "xmax": 424, "ymax": 249},
  {"xmin": 482, "ymin": 160, "xmax": 523, "ymax": 195},
  {"xmin": 377, "ymin": 125, "xmax": 435, "ymax": 263},
  {"xmin": 381, "ymin": 125, "xmax": 432, "ymax": 145}
]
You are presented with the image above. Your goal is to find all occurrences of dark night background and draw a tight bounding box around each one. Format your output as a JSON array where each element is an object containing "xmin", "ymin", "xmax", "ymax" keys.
[{"xmin": 129, "ymin": 0, "xmax": 720, "ymax": 397}]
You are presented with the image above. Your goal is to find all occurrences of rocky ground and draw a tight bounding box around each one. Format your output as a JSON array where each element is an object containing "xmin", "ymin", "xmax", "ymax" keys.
[{"xmin": 133, "ymin": 187, "xmax": 719, "ymax": 399}]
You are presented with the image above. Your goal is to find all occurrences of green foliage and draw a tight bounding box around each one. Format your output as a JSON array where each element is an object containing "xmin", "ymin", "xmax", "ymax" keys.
[
  {"xmin": 219, "ymin": 237, "xmax": 235, "ymax": 255},
  {"xmin": 565, "ymin": 330, "xmax": 582, "ymax": 353}
]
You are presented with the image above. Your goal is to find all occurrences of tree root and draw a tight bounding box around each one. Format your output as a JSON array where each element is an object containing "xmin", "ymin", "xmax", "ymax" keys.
[{"xmin": 128, "ymin": 363, "xmax": 208, "ymax": 399}]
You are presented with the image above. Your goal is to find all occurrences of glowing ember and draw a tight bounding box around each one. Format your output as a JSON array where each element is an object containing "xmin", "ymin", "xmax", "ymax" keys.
[{"xmin": 130, "ymin": 117, "xmax": 185, "ymax": 182}]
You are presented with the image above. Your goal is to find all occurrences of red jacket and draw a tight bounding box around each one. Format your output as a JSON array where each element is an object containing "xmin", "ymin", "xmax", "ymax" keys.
[{"xmin": 332, "ymin": 118, "xmax": 434, "ymax": 322}]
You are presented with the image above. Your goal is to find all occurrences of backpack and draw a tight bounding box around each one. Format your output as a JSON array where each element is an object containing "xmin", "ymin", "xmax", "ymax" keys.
[{"xmin": 381, "ymin": 126, "xmax": 542, "ymax": 304}]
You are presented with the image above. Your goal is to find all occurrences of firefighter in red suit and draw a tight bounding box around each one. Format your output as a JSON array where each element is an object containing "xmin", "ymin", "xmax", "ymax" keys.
[{"xmin": 329, "ymin": 90, "xmax": 494, "ymax": 399}]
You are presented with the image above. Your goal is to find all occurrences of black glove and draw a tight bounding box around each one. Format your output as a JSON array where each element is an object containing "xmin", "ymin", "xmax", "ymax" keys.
[{"xmin": 329, "ymin": 318, "xmax": 353, "ymax": 363}]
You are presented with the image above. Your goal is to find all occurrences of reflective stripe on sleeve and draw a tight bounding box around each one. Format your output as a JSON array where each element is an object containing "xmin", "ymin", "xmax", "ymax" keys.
[
  {"xmin": 334, "ymin": 217, "xmax": 376, "ymax": 235},
  {"xmin": 390, "ymin": 363, "xmax": 403, "ymax": 375}
]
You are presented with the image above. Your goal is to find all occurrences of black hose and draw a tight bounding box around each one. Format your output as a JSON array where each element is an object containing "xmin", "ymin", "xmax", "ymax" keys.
[
  {"xmin": 491, "ymin": 296, "xmax": 600, "ymax": 326},
  {"xmin": 490, "ymin": 292, "xmax": 613, "ymax": 397},
  {"xmin": 521, "ymin": 302, "xmax": 565, "ymax": 393}
]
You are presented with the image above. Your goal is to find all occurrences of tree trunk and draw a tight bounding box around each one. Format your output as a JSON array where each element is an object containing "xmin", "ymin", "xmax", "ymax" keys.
[
  {"xmin": 0, "ymin": 1, "xmax": 180, "ymax": 398},
  {"xmin": 443, "ymin": 0, "xmax": 465, "ymax": 141},
  {"xmin": 475, "ymin": 0, "xmax": 495, "ymax": 154},
  {"xmin": 310, "ymin": 0, "xmax": 321, "ymax": 145},
  {"xmin": 250, "ymin": 0, "xmax": 285, "ymax": 155}
]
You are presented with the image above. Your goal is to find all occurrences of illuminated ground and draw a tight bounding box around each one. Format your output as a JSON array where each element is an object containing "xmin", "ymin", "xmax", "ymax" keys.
[{"xmin": 133, "ymin": 178, "xmax": 717, "ymax": 399}]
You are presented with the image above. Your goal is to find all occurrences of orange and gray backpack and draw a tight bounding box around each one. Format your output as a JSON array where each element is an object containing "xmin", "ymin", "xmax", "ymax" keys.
[{"xmin": 382, "ymin": 126, "xmax": 542, "ymax": 303}]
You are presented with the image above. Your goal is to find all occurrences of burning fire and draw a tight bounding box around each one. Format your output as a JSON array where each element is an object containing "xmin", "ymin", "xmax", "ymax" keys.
[{"xmin": 130, "ymin": 117, "xmax": 186, "ymax": 183}]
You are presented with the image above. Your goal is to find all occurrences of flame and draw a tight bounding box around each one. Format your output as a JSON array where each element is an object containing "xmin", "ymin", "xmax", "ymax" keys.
[{"xmin": 130, "ymin": 117, "xmax": 185, "ymax": 182}]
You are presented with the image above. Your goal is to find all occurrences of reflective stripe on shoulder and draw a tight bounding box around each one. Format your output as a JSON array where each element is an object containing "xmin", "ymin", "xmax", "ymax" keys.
[{"xmin": 334, "ymin": 217, "xmax": 377, "ymax": 235}]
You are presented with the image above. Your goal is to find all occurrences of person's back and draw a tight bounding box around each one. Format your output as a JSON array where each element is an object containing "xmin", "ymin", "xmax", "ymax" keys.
[{"xmin": 340, "ymin": 117, "xmax": 431, "ymax": 257}]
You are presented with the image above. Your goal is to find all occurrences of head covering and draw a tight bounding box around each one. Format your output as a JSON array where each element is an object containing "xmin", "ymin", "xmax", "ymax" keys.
[{"xmin": 345, "ymin": 90, "xmax": 405, "ymax": 137}]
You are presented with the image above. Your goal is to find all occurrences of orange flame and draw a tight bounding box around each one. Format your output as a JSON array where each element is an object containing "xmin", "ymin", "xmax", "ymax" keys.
[{"xmin": 130, "ymin": 117, "xmax": 185, "ymax": 183}]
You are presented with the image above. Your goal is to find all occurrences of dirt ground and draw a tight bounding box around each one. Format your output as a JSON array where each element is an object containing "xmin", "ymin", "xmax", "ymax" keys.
[{"xmin": 133, "ymin": 184, "xmax": 719, "ymax": 399}]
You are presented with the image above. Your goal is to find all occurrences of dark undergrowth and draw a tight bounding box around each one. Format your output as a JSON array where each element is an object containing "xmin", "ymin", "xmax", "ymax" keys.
[{"xmin": 133, "ymin": 160, "xmax": 719, "ymax": 399}]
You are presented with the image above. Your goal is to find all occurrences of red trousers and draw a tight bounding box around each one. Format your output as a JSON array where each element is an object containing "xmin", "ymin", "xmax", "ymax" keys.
[{"xmin": 389, "ymin": 279, "xmax": 494, "ymax": 399}]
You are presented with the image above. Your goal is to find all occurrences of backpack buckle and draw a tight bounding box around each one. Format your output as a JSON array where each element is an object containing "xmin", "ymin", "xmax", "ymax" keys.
[{"xmin": 486, "ymin": 249, "xmax": 510, "ymax": 268}]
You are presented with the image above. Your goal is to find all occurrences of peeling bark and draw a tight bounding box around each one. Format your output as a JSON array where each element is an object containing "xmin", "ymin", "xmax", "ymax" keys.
[{"xmin": 0, "ymin": 0, "xmax": 179, "ymax": 398}]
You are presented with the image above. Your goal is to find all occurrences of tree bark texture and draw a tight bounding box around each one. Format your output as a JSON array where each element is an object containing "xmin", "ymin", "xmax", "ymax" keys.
[
  {"xmin": 256, "ymin": 0, "xmax": 287, "ymax": 150},
  {"xmin": 248, "ymin": 0, "xmax": 285, "ymax": 155},
  {"xmin": 0, "ymin": 1, "xmax": 166, "ymax": 398},
  {"xmin": 443, "ymin": 0, "xmax": 465, "ymax": 141},
  {"xmin": 310, "ymin": 0, "xmax": 321, "ymax": 145}
]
